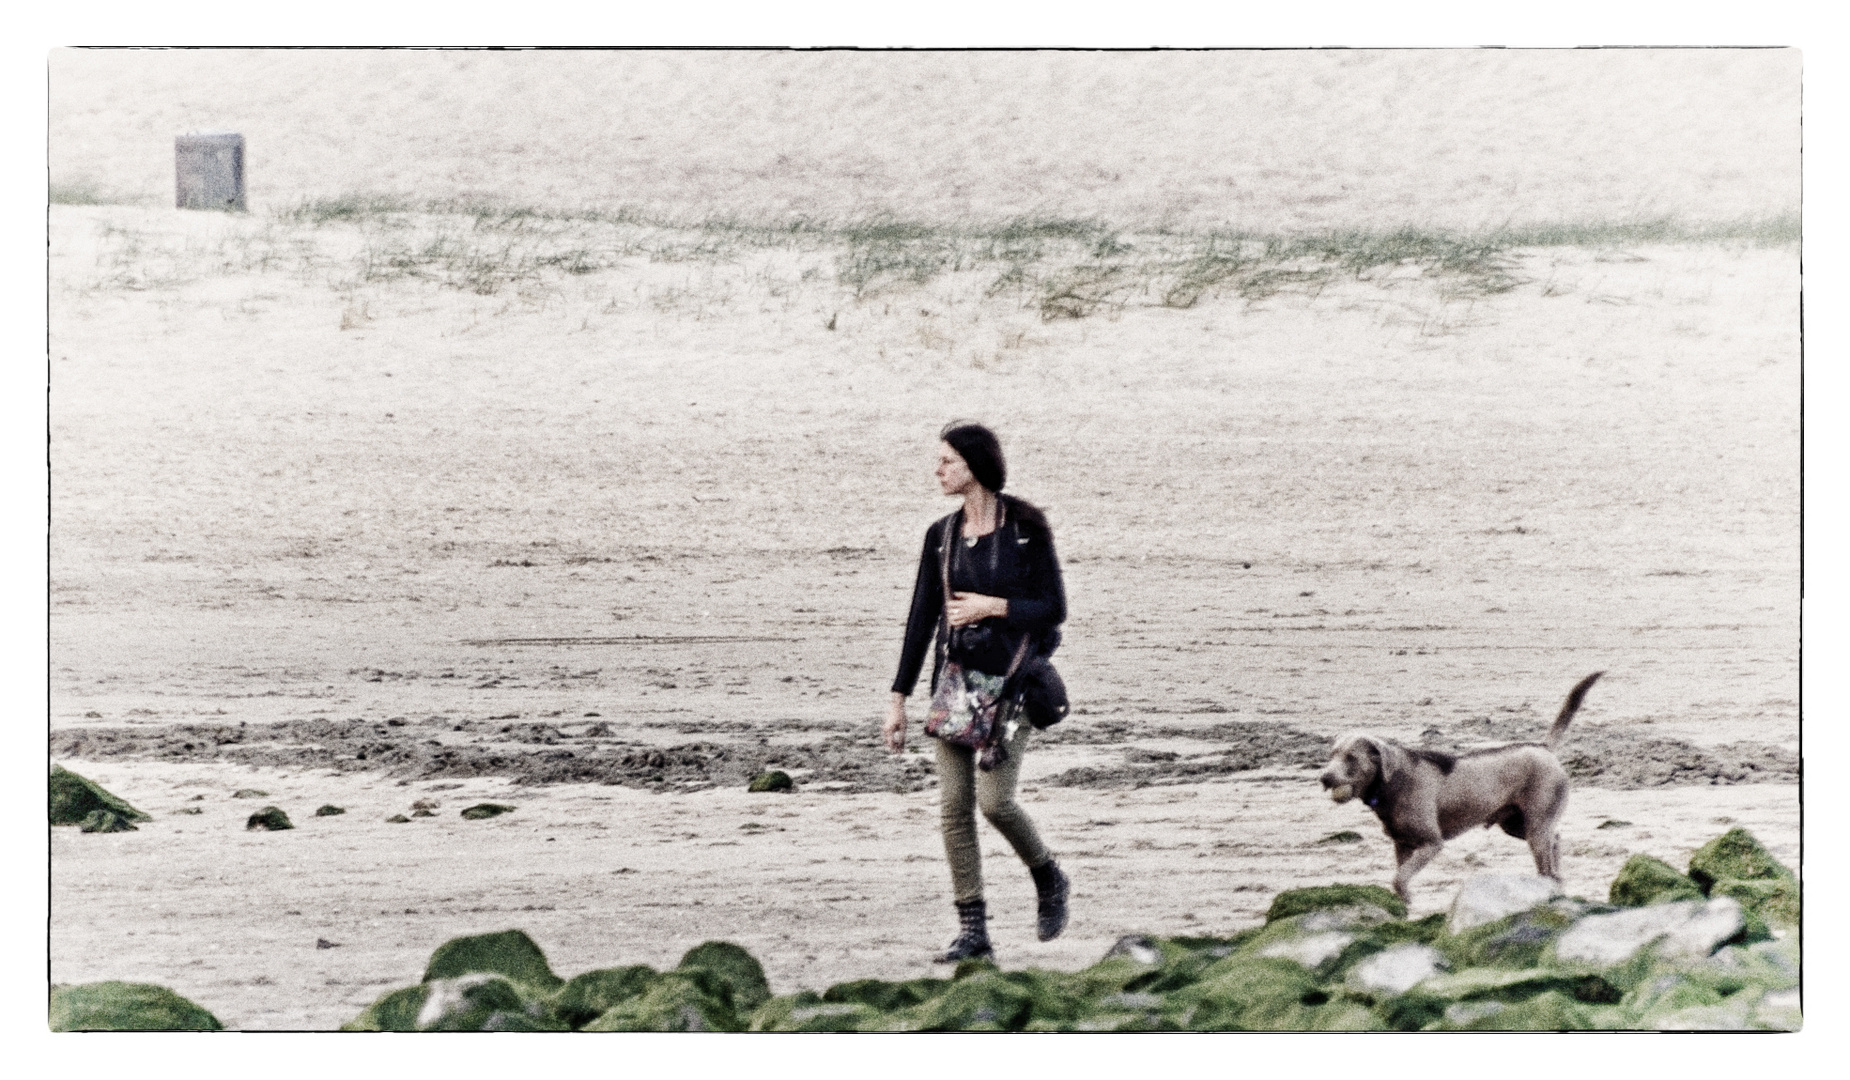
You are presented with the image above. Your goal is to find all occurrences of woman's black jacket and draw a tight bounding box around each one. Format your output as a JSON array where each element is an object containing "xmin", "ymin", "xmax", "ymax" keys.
[{"xmin": 890, "ymin": 497, "xmax": 1066, "ymax": 697}]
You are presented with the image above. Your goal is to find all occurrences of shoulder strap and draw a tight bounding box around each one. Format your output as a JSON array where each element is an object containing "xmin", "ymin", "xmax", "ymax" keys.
[{"xmin": 938, "ymin": 510, "xmax": 959, "ymax": 612}]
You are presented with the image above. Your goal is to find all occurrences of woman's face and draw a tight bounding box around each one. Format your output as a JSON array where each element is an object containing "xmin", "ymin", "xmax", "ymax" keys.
[{"xmin": 936, "ymin": 441, "xmax": 978, "ymax": 496}]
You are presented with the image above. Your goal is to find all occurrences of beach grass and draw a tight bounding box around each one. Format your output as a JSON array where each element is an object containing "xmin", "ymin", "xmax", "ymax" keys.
[{"xmin": 59, "ymin": 192, "xmax": 1798, "ymax": 318}]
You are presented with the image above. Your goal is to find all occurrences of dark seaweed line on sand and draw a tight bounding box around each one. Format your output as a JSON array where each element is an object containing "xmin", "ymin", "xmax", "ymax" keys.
[
  {"xmin": 462, "ymin": 635, "xmax": 800, "ymax": 646},
  {"xmin": 50, "ymin": 712, "xmax": 1795, "ymax": 795}
]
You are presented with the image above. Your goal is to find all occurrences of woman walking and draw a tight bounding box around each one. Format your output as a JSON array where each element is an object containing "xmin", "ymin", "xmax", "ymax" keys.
[{"xmin": 885, "ymin": 421, "xmax": 1070, "ymax": 963}]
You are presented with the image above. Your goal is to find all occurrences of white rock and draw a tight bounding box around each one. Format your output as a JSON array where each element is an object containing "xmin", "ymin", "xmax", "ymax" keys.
[
  {"xmin": 1554, "ymin": 897, "xmax": 1744, "ymax": 966},
  {"xmin": 415, "ymin": 972, "xmax": 499, "ymax": 1029},
  {"xmin": 1755, "ymin": 989, "xmax": 1802, "ymax": 1031},
  {"xmin": 1448, "ymin": 874, "xmax": 1564, "ymax": 932},
  {"xmin": 1104, "ymin": 935, "xmax": 1161, "ymax": 965},
  {"xmin": 1444, "ymin": 1000, "xmax": 1506, "ymax": 1026},
  {"xmin": 1347, "ymin": 944, "xmax": 1445, "ymax": 996},
  {"xmin": 1258, "ymin": 931, "xmax": 1353, "ymax": 968}
]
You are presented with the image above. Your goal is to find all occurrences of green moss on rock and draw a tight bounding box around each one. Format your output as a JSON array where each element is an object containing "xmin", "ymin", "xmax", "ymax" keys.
[
  {"xmin": 1165, "ymin": 956, "xmax": 1325, "ymax": 1030},
  {"xmin": 1609, "ymin": 854, "xmax": 1705, "ymax": 907},
  {"xmin": 245, "ymin": 806, "xmax": 293, "ymax": 831},
  {"xmin": 1688, "ymin": 828, "xmax": 1795, "ymax": 893},
  {"xmin": 751, "ymin": 996, "xmax": 884, "ymax": 1031},
  {"xmin": 581, "ymin": 973, "xmax": 739, "ymax": 1031},
  {"xmin": 314, "ymin": 804, "xmax": 346, "ymax": 816},
  {"xmin": 423, "ymin": 929, "xmax": 563, "ymax": 992},
  {"xmin": 1710, "ymin": 877, "xmax": 1798, "ymax": 929},
  {"xmin": 50, "ymin": 981, "xmax": 222, "ymax": 1031},
  {"xmin": 1267, "ymin": 884, "xmax": 1406, "ymax": 923},
  {"xmin": 551, "ymin": 966, "xmax": 659, "ymax": 1029},
  {"xmin": 1432, "ymin": 989, "xmax": 1608, "ymax": 1030},
  {"xmin": 748, "ymin": 770, "xmax": 794, "ymax": 793},
  {"xmin": 676, "ymin": 941, "xmax": 771, "ymax": 1013},
  {"xmin": 79, "ymin": 809, "xmax": 139, "ymax": 833},
  {"xmin": 821, "ymin": 976, "xmax": 948, "ymax": 1012},
  {"xmin": 49, "ymin": 765, "xmax": 149, "ymax": 826},
  {"xmin": 417, "ymin": 975, "xmax": 566, "ymax": 1031},
  {"xmin": 910, "ymin": 971, "xmax": 1037, "ymax": 1030},
  {"xmin": 340, "ymin": 985, "xmax": 430, "ymax": 1031},
  {"xmin": 460, "ymin": 803, "xmax": 515, "ymax": 819},
  {"xmin": 1441, "ymin": 900, "xmax": 1596, "ymax": 970}
]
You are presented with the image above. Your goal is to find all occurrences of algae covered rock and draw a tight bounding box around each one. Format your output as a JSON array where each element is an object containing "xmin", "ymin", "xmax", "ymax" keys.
[
  {"xmin": 1687, "ymin": 828, "xmax": 1795, "ymax": 892},
  {"xmin": 416, "ymin": 973, "xmax": 565, "ymax": 1031},
  {"xmin": 1432, "ymin": 989, "xmax": 1609, "ymax": 1031},
  {"xmin": 748, "ymin": 770, "xmax": 794, "ymax": 793},
  {"xmin": 231, "ymin": 789, "xmax": 269, "ymax": 799},
  {"xmin": 386, "ymin": 814, "xmax": 411, "ymax": 823},
  {"xmin": 1379, "ymin": 966, "xmax": 1622, "ymax": 1031},
  {"xmin": 910, "ymin": 970, "xmax": 1038, "ymax": 1030},
  {"xmin": 79, "ymin": 810, "xmax": 139, "ymax": 833},
  {"xmin": 314, "ymin": 805, "xmax": 346, "ymax": 817},
  {"xmin": 1710, "ymin": 876, "xmax": 1799, "ymax": 929},
  {"xmin": 820, "ymin": 976, "xmax": 948, "ymax": 1013},
  {"xmin": 676, "ymin": 941, "xmax": 771, "ymax": 1013},
  {"xmin": 581, "ymin": 973, "xmax": 739, "ymax": 1031},
  {"xmin": 752, "ymin": 997, "xmax": 884, "ymax": 1032},
  {"xmin": 340, "ymin": 984, "xmax": 430, "ymax": 1031},
  {"xmin": 1164, "ymin": 956, "xmax": 1338, "ymax": 1031},
  {"xmin": 50, "ymin": 981, "xmax": 222, "ymax": 1031},
  {"xmin": 1266, "ymin": 884, "xmax": 1405, "ymax": 923},
  {"xmin": 245, "ymin": 806, "xmax": 293, "ymax": 831},
  {"xmin": 49, "ymin": 765, "xmax": 150, "ymax": 826},
  {"xmin": 423, "ymin": 929, "xmax": 564, "ymax": 992},
  {"xmin": 1440, "ymin": 898, "xmax": 1596, "ymax": 971},
  {"xmin": 1448, "ymin": 874, "xmax": 1562, "ymax": 932},
  {"xmin": 344, "ymin": 975, "xmax": 563, "ymax": 1031},
  {"xmin": 1609, "ymin": 854, "xmax": 1705, "ymax": 907},
  {"xmin": 551, "ymin": 965, "xmax": 658, "ymax": 1029},
  {"xmin": 460, "ymin": 803, "xmax": 515, "ymax": 819}
]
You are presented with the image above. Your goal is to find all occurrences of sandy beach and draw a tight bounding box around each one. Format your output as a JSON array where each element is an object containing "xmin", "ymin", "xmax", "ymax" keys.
[{"xmin": 47, "ymin": 49, "xmax": 1799, "ymax": 1030}]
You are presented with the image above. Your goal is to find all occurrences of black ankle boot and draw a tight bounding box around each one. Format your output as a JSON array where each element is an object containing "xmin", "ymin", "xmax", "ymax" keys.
[
  {"xmin": 936, "ymin": 899, "xmax": 993, "ymax": 963},
  {"xmin": 1030, "ymin": 860, "xmax": 1069, "ymax": 942}
]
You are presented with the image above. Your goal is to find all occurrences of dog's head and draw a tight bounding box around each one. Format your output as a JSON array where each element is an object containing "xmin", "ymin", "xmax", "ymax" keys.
[{"xmin": 1320, "ymin": 733, "xmax": 1397, "ymax": 804}]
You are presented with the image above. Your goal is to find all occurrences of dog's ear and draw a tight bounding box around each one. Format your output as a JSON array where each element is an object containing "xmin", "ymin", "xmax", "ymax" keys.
[{"xmin": 1361, "ymin": 736, "xmax": 1397, "ymax": 787}]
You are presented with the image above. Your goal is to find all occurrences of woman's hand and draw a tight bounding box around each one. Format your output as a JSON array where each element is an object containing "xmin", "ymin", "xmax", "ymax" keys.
[
  {"xmin": 946, "ymin": 592, "xmax": 1008, "ymax": 628},
  {"xmin": 883, "ymin": 693, "xmax": 909, "ymax": 754}
]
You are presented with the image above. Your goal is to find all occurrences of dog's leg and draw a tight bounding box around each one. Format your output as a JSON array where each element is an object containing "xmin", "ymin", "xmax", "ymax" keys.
[
  {"xmin": 1392, "ymin": 838, "xmax": 1444, "ymax": 902},
  {"xmin": 1527, "ymin": 776, "xmax": 1569, "ymax": 881},
  {"xmin": 1529, "ymin": 830, "xmax": 1562, "ymax": 881}
]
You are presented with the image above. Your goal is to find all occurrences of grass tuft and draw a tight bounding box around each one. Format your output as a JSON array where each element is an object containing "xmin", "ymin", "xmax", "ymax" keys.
[
  {"xmin": 61, "ymin": 191, "xmax": 1798, "ymax": 317},
  {"xmin": 49, "ymin": 179, "xmax": 115, "ymax": 206}
]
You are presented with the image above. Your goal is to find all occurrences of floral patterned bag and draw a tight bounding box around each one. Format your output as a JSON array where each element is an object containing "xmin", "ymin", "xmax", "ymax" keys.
[{"xmin": 924, "ymin": 508, "xmax": 1032, "ymax": 770}]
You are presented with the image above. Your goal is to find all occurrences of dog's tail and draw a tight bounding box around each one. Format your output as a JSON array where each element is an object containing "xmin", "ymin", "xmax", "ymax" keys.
[{"xmin": 1545, "ymin": 671, "xmax": 1604, "ymax": 751}]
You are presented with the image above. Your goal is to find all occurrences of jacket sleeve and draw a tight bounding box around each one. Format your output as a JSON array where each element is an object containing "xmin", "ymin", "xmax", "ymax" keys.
[
  {"xmin": 891, "ymin": 520, "xmax": 945, "ymax": 696},
  {"xmin": 1002, "ymin": 523, "xmax": 1066, "ymax": 634}
]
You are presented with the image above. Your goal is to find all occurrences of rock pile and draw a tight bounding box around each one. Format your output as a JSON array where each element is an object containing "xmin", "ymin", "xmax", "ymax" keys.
[
  {"xmin": 49, "ymin": 765, "xmax": 150, "ymax": 832},
  {"xmin": 49, "ymin": 982, "xmax": 222, "ymax": 1031},
  {"xmin": 52, "ymin": 828, "xmax": 1799, "ymax": 1031}
]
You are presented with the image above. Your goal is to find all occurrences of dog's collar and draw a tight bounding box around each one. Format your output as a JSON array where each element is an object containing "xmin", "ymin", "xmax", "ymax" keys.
[{"xmin": 1361, "ymin": 777, "xmax": 1384, "ymax": 809}]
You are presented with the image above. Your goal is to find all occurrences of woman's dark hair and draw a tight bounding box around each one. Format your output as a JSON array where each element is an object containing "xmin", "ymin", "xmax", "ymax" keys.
[
  {"xmin": 940, "ymin": 421, "xmax": 1049, "ymax": 532},
  {"xmin": 940, "ymin": 421, "xmax": 1006, "ymax": 493}
]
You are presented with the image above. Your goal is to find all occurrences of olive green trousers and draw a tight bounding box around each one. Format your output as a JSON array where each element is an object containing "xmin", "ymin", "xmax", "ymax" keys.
[{"xmin": 935, "ymin": 719, "xmax": 1051, "ymax": 904}]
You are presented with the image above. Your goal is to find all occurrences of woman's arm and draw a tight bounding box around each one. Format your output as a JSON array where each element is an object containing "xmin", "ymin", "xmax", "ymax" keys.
[
  {"xmin": 1002, "ymin": 524, "xmax": 1066, "ymax": 632},
  {"xmin": 890, "ymin": 519, "xmax": 946, "ymax": 697}
]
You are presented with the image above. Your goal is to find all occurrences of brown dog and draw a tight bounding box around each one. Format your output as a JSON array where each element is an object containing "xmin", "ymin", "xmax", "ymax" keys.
[{"xmin": 1319, "ymin": 672, "xmax": 1603, "ymax": 901}]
